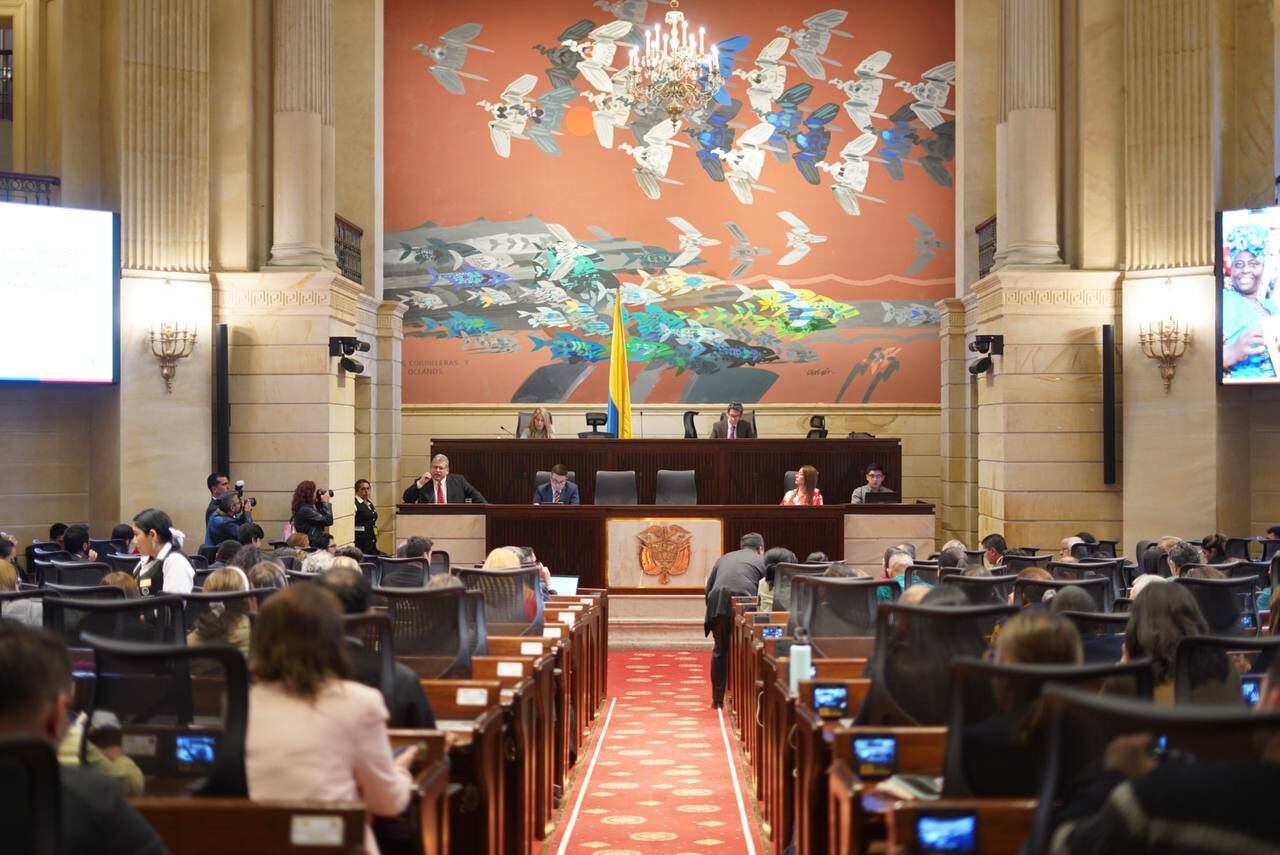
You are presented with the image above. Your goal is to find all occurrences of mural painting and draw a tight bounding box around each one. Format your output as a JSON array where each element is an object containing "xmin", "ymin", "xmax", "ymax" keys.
[{"xmin": 385, "ymin": 0, "xmax": 956, "ymax": 405}]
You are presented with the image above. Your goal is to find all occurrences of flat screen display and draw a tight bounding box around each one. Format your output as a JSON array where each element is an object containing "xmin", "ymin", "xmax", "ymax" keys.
[
  {"xmin": 0, "ymin": 201, "xmax": 119, "ymax": 383},
  {"xmin": 917, "ymin": 813, "xmax": 977, "ymax": 853},
  {"xmin": 1217, "ymin": 206, "xmax": 1280, "ymax": 385}
]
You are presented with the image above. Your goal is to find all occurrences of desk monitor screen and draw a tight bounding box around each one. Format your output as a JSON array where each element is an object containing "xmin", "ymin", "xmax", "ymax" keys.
[
  {"xmin": 853, "ymin": 735, "xmax": 897, "ymax": 778},
  {"xmin": 863, "ymin": 490, "xmax": 899, "ymax": 504},
  {"xmin": 917, "ymin": 812, "xmax": 977, "ymax": 854},
  {"xmin": 812, "ymin": 684, "xmax": 848, "ymax": 719},
  {"xmin": 175, "ymin": 734, "xmax": 216, "ymax": 770},
  {"xmin": 1243, "ymin": 675, "xmax": 1262, "ymax": 706},
  {"xmin": 549, "ymin": 575, "xmax": 579, "ymax": 595},
  {"xmin": 761, "ymin": 625, "xmax": 784, "ymax": 639}
]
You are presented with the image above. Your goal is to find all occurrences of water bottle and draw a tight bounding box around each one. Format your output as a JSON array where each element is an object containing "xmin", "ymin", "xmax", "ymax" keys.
[{"xmin": 789, "ymin": 628, "xmax": 812, "ymax": 696}]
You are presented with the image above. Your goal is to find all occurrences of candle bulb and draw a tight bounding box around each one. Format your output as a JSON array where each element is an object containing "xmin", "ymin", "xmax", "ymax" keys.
[{"xmin": 700, "ymin": 28, "xmax": 705, "ymax": 54}]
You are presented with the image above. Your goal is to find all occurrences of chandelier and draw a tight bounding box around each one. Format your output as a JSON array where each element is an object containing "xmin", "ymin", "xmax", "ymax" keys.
[{"xmin": 626, "ymin": 1, "xmax": 723, "ymax": 126}]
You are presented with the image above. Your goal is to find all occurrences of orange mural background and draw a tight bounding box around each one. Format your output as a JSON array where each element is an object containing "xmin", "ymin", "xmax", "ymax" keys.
[{"xmin": 385, "ymin": 0, "xmax": 956, "ymax": 404}]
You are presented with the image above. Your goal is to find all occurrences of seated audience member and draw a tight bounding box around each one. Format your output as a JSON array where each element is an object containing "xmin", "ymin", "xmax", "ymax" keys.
[
  {"xmin": 384, "ymin": 536, "xmax": 431, "ymax": 588},
  {"xmin": 232, "ymin": 546, "xmax": 268, "ymax": 573},
  {"xmin": 806, "ymin": 551, "xmax": 829, "ymax": 563},
  {"xmin": 62, "ymin": 524, "xmax": 98, "ymax": 562},
  {"xmin": 58, "ymin": 710, "xmax": 146, "ymax": 798},
  {"xmin": 877, "ymin": 551, "xmax": 916, "ymax": 602},
  {"xmin": 211, "ymin": 539, "xmax": 241, "ymax": 568},
  {"xmin": 1123, "ymin": 581, "xmax": 1209, "ymax": 702},
  {"xmin": 823, "ymin": 560, "xmax": 869, "ymax": 579},
  {"xmin": 1129, "ymin": 573, "xmax": 1165, "ymax": 600},
  {"xmin": 248, "ymin": 562, "xmax": 287, "ymax": 591},
  {"xmin": 981, "ymin": 533, "xmax": 1007, "ymax": 568},
  {"xmin": 1049, "ymin": 584, "xmax": 1097, "ymax": 615},
  {"xmin": 1266, "ymin": 524, "xmax": 1280, "ymax": 541},
  {"xmin": 482, "ymin": 546, "xmax": 543, "ymax": 618},
  {"xmin": 317, "ymin": 565, "xmax": 435, "ymax": 728},
  {"xmin": 1180, "ymin": 566, "xmax": 1242, "ymax": 634},
  {"xmin": 963, "ymin": 611, "xmax": 1084, "ymax": 797},
  {"xmin": 757, "ymin": 547, "xmax": 797, "ymax": 612},
  {"xmin": 710, "ymin": 402, "xmax": 755, "ymax": 438},
  {"xmin": 334, "ymin": 545, "xmax": 365, "ymax": 563},
  {"xmin": 100, "ymin": 572, "xmax": 141, "ymax": 598},
  {"xmin": 204, "ymin": 493, "xmax": 254, "ymax": 549},
  {"xmin": 962, "ymin": 566, "xmax": 992, "ymax": 578},
  {"xmin": 1059, "ymin": 536, "xmax": 1084, "ymax": 560},
  {"xmin": 1048, "ymin": 656, "xmax": 1280, "ymax": 854},
  {"xmin": 237, "ymin": 523, "xmax": 265, "ymax": 547},
  {"xmin": 132, "ymin": 508, "xmax": 194, "ymax": 595},
  {"xmin": 520, "ymin": 406, "xmax": 554, "ymax": 438},
  {"xmin": 850, "ymin": 462, "xmax": 892, "ymax": 503},
  {"xmin": 781, "ymin": 464, "xmax": 823, "ymax": 505},
  {"xmin": 0, "ymin": 622, "xmax": 170, "ymax": 854},
  {"xmin": 402, "ymin": 454, "xmax": 486, "ymax": 504},
  {"xmin": 290, "ymin": 480, "xmax": 335, "ymax": 548},
  {"xmin": 246, "ymin": 585, "xmax": 415, "ymax": 855},
  {"xmin": 0, "ymin": 560, "xmax": 41, "ymax": 626},
  {"xmin": 301, "ymin": 550, "xmax": 335, "ymax": 576},
  {"xmin": 941, "ymin": 538, "xmax": 968, "ymax": 552},
  {"xmin": 1012, "ymin": 566, "xmax": 1054, "ymax": 606},
  {"xmin": 48, "ymin": 522, "xmax": 69, "ymax": 548},
  {"xmin": 286, "ymin": 532, "xmax": 311, "ymax": 550},
  {"xmin": 1167, "ymin": 540, "xmax": 1205, "ymax": 576},
  {"xmin": 1076, "ymin": 531, "xmax": 1097, "ymax": 545},
  {"xmin": 939, "ymin": 545, "xmax": 968, "ymax": 573},
  {"xmin": 427, "ymin": 573, "xmax": 464, "ymax": 591},
  {"xmin": 330, "ymin": 556, "xmax": 360, "ymax": 574},
  {"xmin": 109, "ymin": 523, "xmax": 136, "ymax": 551},
  {"xmin": 1200, "ymin": 533, "xmax": 1228, "ymax": 564},
  {"xmin": 895, "ymin": 542, "xmax": 918, "ymax": 560},
  {"xmin": 186, "ymin": 569, "xmax": 252, "ymax": 661},
  {"xmin": 900, "ymin": 584, "xmax": 932, "ymax": 606},
  {"xmin": 314, "ymin": 533, "xmax": 337, "ymax": 554},
  {"xmin": 534, "ymin": 463, "xmax": 580, "ymax": 505}
]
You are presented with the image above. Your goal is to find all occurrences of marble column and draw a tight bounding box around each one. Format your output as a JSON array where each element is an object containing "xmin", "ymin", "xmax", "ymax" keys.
[
  {"xmin": 269, "ymin": 0, "xmax": 335, "ymax": 269},
  {"xmin": 937, "ymin": 298, "xmax": 977, "ymax": 547},
  {"xmin": 372, "ymin": 301, "xmax": 406, "ymax": 551},
  {"xmin": 998, "ymin": 0, "xmax": 1062, "ymax": 265}
]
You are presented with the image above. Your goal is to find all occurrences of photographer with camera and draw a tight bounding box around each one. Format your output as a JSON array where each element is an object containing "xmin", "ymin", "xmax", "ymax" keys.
[
  {"xmin": 202, "ymin": 489, "xmax": 255, "ymax": 548},
  {"xmin": 290, "ymin": 480, "xmax": 334, "ymax": 548}
]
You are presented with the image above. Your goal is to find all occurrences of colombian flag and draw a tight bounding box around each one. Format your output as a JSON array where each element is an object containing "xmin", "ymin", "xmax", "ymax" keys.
[{"xmin": 606, "ymin": 296, "xmax": 632, "ymax": 438}]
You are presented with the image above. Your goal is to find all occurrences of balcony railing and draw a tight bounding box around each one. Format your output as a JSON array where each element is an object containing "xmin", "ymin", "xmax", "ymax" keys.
[
  {"xmin": 976, "ymin": 215, "xmax": 997, "ymax": 280},
  {"xmin": 0, "ymin": 172, "xmax": 60, "ymax": 205},
  {"xmin": 335, "ymin": 214, "xmax": 363, "ymax": 284}
]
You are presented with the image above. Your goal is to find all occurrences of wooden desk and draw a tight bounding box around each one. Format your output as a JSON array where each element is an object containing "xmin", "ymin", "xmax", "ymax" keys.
[
  {"xmin": 426, "ymin": 437, "xmax": 903, "ymax": 505},
  {"xmin": 396, "ymin": 503, "xmax": 935, "ymax": 590}
]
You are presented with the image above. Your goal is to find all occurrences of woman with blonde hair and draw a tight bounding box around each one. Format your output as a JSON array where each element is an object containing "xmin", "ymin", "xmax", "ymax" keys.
[
  {"xmin": 520, "ymin": 407, "xmax": 554, "ymax": 438},
  {"xmin": 781, "ymin": 465, "xmax": 823, "ymax": 506},
  {"xmin": 187, "ymin": 568, "xmax": 253, "ymax": 660}
]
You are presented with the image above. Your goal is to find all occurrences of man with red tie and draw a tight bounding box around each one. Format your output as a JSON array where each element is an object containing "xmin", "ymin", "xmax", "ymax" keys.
[
  {"xmin": 402, "ymin": 454, "xmax": 487, "ymax": 504},
  {"xmin": 710, "ymin": 402, "xmax": 757, "ymax": 439},
  {"xmin": 533, "ymin": 463, "xmax": 581, "ymax": 504}
]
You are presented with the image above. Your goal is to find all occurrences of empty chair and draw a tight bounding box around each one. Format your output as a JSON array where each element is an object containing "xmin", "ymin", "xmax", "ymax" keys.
[
  {"xmin": 770, "ymin": 562, "xmax": 829, "ymax": 612},
  {"xmin": 46, "ymin": 561, "xmax": 109, "ymax": 588},
  {"xmin": 1050, "ymin": 559, "xmax": 1125, "ymax": 603},
  {"xmin": 376, "ymin": 556, "xmax": 428, "ymax": 588},
  {"xmin": 1224, "ymin": 537, "xmax": 1254, "ymax": 560},
  {"xmin": 374, "ymin": 587, "xmax": 474, "ymax": 677},
  {"xmin": 1095, "ymin": 539, "xmax": 1119, "ymax": 558},
  {"xmin": 342, "ymin": 613, "xmax": 396, "ymax": 715},
  {"xmin": 89, "ymin": 538, "xmax": 128, "ymax": 558},
  {"xmin": 783, "ymin": 470, "xmax": 798, "ymax": 493},
  {"xmin": 1013, "ymin": 576, "xmax": 1111, "ymax": 612},
  {"xmin": 43, "ymin": 594, "xmax": 184, "ymax": 648},
  {"xmin": 0, "ymin": 737, "xmax": 60, "ymax": 855},
  {"xmin": 453, "ymin": 566, "xmax": 543, "ymax": 635},
  {"xmin": 806, "ymin": 415, "xmax": 828, "ymax": 439},
  {"xmin": 1059, "ymin": 611, "xmax": 1130, "ymax": 663},
  {"xmin": 1003, "ymin": 553, "xmax": 1054, "ymax": 572},
  {"xmin": 682, "ymin": 410, "xmax": 698, "ymax": 439},
  {"xmin": 655, "ymin": 469, "xmax": 697, "ymax": 505},
  {"xmin": 45, "ymin": 584, "xmax": 128, "ymax": 601},
  {"xmin": 786, "ymin": 576, "xmax": 889, "ymax": 638},
  {"xmin": 359, "ymin": 561, "xmax": 381, "ymax": 588},
  {"xmin": 942, "ymin": 657, "xmax": 1154, "ymax": 797},
  {"xmin": 197, "ymin": 544, "xmax": 220, "ymax": 565},
  {"xmin": 1173, "ymin": 634, "xmax": 1280, "ymax": 705},
  {"xmin": 187, "ymin": 554, "xmax": 210, "ymax": 570},
  {"xmin": 1173, "ymin": 575, "xmax": 1261, "ymax": 636},
  {"xmin": 79, "ymin": 632, "xmax": 249, "ymax": 796},
  {"xmin": 941, "ymin": 573, "xmax": 1018, "ymax": 605},
  {"xmin": 594, "ymin": 470, "xmax": 638, "ymax": 505},
  {"xmin": 1224, "ymin": 560, "xmax": 1271, "ymax": 582},
  {"xmin": 105, "ymin": 553, "xmax": 142, "ymax": 574}
]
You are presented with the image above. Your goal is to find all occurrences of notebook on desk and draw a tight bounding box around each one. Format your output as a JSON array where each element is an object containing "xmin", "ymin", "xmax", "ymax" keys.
[{"xmin": 549, "ymin": 575, "xmax": 580, "ymax": 595}]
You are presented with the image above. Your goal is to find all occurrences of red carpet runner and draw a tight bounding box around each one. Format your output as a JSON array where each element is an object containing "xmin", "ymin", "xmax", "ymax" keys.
[{"xmin": 546, "ymin": 649, "xmax": 765, "ymax": 854}]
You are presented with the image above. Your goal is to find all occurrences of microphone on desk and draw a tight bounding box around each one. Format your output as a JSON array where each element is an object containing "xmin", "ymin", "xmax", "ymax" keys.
[{"xmin": 498, "ymin": 425, "xmax": 516, "ymax": 438}]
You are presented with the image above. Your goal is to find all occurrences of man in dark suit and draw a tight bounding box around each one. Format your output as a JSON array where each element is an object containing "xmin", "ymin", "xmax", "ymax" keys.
[
  {"xmin": 533, "ymin": 463, "xmax": 580, "ymax": 504},
  {"xmin": 62, "ymin": 524, "xmax": 98, "ymax": 562},
  {"xmin": 709, "ymin": 402, "xmax": 756, "ymax": 439},
  {"xmin": 205, "ymin": 471, "xmax": 230, "ymax": 524},
  {"xmin": 704, "ymin": 532, "xmax": 766, "ymax": 708},
  {"xmin": 401, "ymin": 454, "xmax": 487, "ymax": 504}
]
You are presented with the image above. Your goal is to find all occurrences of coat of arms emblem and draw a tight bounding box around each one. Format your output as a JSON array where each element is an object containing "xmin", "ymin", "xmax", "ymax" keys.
[{"xmin": 636, "ymin": 524, "xmax": 693, "ymax": 585}]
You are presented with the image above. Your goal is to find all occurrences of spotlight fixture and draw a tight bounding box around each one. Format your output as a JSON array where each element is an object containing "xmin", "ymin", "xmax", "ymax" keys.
[
  {"xmin": 967, "ymin": 334, "xmax": 1003, "ymax": 376},
  {"xmin": 968, "ymin": 355, "xmax": 993, "ymax": 375},
  {"xmin": 329, "ymin": 336, "xmax": 371, "ymax": 374}
]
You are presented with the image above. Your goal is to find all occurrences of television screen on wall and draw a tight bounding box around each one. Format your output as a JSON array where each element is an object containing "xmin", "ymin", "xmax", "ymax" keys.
[
  {"xmin": 0, "ymin": 200, "xmax": 120, "ymax": 384},
  {"xmin": 1217, "ymin": 205, "xmax": 1280, "ymax": 385}
]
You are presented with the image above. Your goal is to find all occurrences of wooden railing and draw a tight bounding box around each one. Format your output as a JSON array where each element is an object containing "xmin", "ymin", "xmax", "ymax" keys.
[
  {"xmin": 976, "ymin": 215, "xmax": 997, "ymax": 279},
  {"xmin": 0, "ymin": 171, "xmax": 60, "ymax": 205},
  {"xmin": 335, "ymin": 213, "xmax": 363, "ymax": 284}
]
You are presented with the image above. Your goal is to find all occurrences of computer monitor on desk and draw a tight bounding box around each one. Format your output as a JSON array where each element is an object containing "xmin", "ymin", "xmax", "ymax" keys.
[
  {"xmin": 862, "ymin": 491, "xmax": 899, "ymax": 504},
  {"xmin": 549, "ymin": 575, "xmax": 579, "ymax": 595}
]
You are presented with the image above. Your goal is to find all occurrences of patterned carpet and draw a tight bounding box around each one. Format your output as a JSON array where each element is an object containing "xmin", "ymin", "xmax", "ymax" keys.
[{"xmin": 545, "ymin": 649, "xmax": 764, "ymax": 855}]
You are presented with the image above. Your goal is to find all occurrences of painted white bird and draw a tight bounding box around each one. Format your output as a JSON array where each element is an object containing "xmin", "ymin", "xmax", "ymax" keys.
[
  {"xmin": 544, "ymin": 224, "xmax": 597, "ymax": 281},
  {"xmin": 565, "ymin": 20, "xmax": 634, "ymax": 92},
  {"xmin": 830, "ymin": 50, "xmax": 895, "ymax": 131},
  {"xmin": 618, "ymin": 120, "xmax": 687, "ymax": 200},
  {"xmin": 776, "ymin": 211, "xmax": 828, "ymax": 266},
  {"xmin": 413, "ymin": 23, "xmax": 494, "ymax": 95},
  {"xmin": 731, "ymin": 37, "xmax": 791, "ymax": 113},
  {"xmin": 476, "ymin": 74, "xmax": 539, "ymax": 158},
  {"xmin": 713, "ymin": 121, "xmax": 777, "ymax": 205},
  {"xmin": 581, "ymin": 66, "xmax": 633, "ymax": 148},
  {"xmin": 817, "ymin": 133, "xmax": 886, "ymax": 216},
  {"xmin": 725, "ymin": 221, "xmax": 771, "ymax": 278},
  {"xmin": 592, "ymin": 0, "xmax": 665, "ymax": 24},
  {"xmin": 777, "ymin": 10, "xmax": 852, "ymax": 80},
  {"xmin": 895, "ymin": 60, "xmax": 956, "ymax": 129},
  {"xmin": 666, "ymin": 216, "xmax": 722, "ymax": 267}
]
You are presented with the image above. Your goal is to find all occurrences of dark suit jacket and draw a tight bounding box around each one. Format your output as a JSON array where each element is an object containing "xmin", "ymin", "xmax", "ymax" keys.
[
  {"xmin": 402, "ymin": 474, "xmax": 486, "ymax": 504},
  {"xmin": 347, "ymin": 641, "xmax": 436, "ymax": 729},
  {"xmin": 704, "ymin": 548, "xmax": 765, "ymax": 632},
  {"xmin": 58, "ymin": 765, "xmax": 171, "ymax": 855},
  {"xmin": 534, "ymin": 480, "xmax": 581, "ymax": 504},
  {"xmin": 710, "ymin": 418, "xmax": 756, "ymax": 439}
]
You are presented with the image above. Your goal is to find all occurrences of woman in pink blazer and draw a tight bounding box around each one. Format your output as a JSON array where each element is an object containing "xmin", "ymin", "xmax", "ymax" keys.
[{"xmin": 246, "ymin": 584, "xmax": 416, "ymax": 855}]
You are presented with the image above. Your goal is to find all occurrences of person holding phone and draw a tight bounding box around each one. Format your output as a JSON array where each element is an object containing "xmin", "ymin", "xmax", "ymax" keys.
[{"xmin": 290, "ymin": 480, "xmax": 334, "ymax": 548}]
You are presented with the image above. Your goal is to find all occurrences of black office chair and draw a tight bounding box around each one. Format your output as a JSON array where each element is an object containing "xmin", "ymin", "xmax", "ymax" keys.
[
  {"xmin": 682, "ymin": 410, "xmax": 699, "ymax": 439},
  {"xmin": 376, "ymin": 556, "xmax": 428, "ymax": 588},
  {"xmin": 787, "ymin": 576, "xmax": 892, "ymax": 638},
  {"xmin": 1013, "ymin": 576, "xmax": 1111, "ymax": 612},
  {"xmin": 374, "ymin": 587, "xmax": 474, "ymax": 677},
  {"xmin": 79, "ymin": 633, "xmax": 249, "ymax": 797},
  {"xmin": 655, "ymin": 469, "xmax": 697, "ymax": 504},
  {"xmin": 1263, "ymin": 539, "xmax": 1280, "ymax": 562},
  {"xmin": 43, "ymin": 594, "xmax": 185, "ymax": 648},
  {"xmin": 783, "ymin": 470, "xmax": 798, "ymax": 493},
  {"xmin": 595, "ymin": 470, "xmax": 638, "ymax": 504},
  {"xmin": 1058, "ymin": 611, "xmax": 1130, "ymax": 663},
  {"xmin": 534, "ymin": 470, "xmax": 577, "ymax": 488},
  {"xmin": 1224, "ymin": 537, "xmax": 1254, "ymax": 560},
  {"xmin": 90, "ymin": 538, "xmax": 129, "ymax": 558},
  {"xmin": 580, "ymin": 412, "xmax": 614, "ymax": 438},
  {"xmin": 454, "ymin": 566, "xmax": 544, "ymax": 637},
  {"xmin": 1172, "ymin": 634, "xmax": 1280, "ymax": 705},
  {"xmin": 806, "ymin": 415, "xmax": 828, "ymax": 439},
  {"xmin": 1173, "ymin": 575, "xmax": 1261, "ymax": 636},
  {"xmin": 343, "ymin": 613, "xmax": 397, "ymax": 716},
  {"xmin": 429, "ymin": 550, "xmax": 450, "ymax": 577},
  {"xmin": 197, "ymin": 544, "xmax": 220, "ymax": 565},
  {"xmin": 47, "ymin": 561, "xmax": 109, "ymax": 588},
  {"xmin": 104, "ymin": 553, "xmax": 143, "ymax": 574},
  {"xmin": 0, "ymin": 737, "xmax": 60, "ymax": 855},
  {"xmin": 940, "ymin": 573, "xmax": 1018, "ymax": 605},
  {"xmin": 187, "ymin": 554, "xmax": 210, "ymax": 570},
  {"xmin": 770, "ymin": 562, "xmax": 829, "ymax": 612},
  {"xmin": 1002, "ymin": 552, "xmax": 1054, "ymax": 572}
]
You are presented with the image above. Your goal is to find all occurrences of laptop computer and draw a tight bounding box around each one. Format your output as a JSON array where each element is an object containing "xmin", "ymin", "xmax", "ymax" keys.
[
  {"xmin": 549, "ymin": 575, "xmax": 580, "ymax": 595},
  {"xmin": 863, "ymin": 490, "xmax": 899, "ymax": 504}
]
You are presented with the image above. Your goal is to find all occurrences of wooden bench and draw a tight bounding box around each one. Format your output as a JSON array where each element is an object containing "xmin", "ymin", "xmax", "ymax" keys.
[
  {"xmin": 134, "ymin": 798, "xmax": 368, "ymax": 854},
  {"xmin": 790, "ymin": 677, "xmax": 872, "ymax": 855}
]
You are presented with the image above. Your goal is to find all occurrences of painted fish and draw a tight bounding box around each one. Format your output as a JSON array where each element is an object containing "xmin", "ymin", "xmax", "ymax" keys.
[
  {"xmin": 423, "ymin": 311, "xmax": 499, "ymax": 338},
  {"xmin": 520, "ymin": 283, "xmax": 571, "ymax": 305},
  {"xmin": 529, "ymin": 332, "xmax": 608, "ymax": 363},
  {"xmin": 519, "ymin": 307, "xmax": 571, "ymax": 328},
  {"xmin": 709, "ymin": 339, "xmax": 780, "ymax": 367},
  {"xmin": 467, "ymin": 286, "xmax": 515, "ymax": 308},
  {"xmin": 626, "ymin": 305, "xmax": 685, "ymax": 342},
  {"xmin": 614, "ymin": 282, "xmax": 667, "ymax": 306},
  {"xmin": 881, "ymin": 301, "xmax": 940, "ymax": 326},
  {"xmin": 463, "ymin": 334, "xmax": 519, "ymax": 354},
  {"xmin": 402, "ymin": 289, "xmax": 446, "ymax": 311},
  {"xmin": 637, "ymin": 268, "xmax": 724, "ymax": 296},
  {"xmin": 427, "ymin": 264, "xmax": 512, "ymax": 289}
]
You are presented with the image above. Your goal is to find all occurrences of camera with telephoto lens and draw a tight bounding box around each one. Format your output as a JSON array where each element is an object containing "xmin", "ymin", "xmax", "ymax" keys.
[
  {"xmin": 318, "ymin": 488, "xmax": 335, "ymax": 500},
  {"xmin": 234, "ymin": 480, "xmax": 257, "ymax": 507}
]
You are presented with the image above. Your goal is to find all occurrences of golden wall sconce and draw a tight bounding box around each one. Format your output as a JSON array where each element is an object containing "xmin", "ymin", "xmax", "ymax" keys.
[
  {"xmin": 1138, "ymin": 315, "xmax": 1190, "ymax": 393},
  {"xmin": 149, "ymin": 322, "xmax": 197, "ymax": 393}
]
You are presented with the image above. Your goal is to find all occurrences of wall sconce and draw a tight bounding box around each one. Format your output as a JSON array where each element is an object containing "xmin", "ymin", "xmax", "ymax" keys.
[
  {"xmin": 149, "ymin": 322, "xmax": 197, "ymax": 393},
  {"xmin": 1138, "ymin": 315, "xmax": 1190, "ymax": 393}
]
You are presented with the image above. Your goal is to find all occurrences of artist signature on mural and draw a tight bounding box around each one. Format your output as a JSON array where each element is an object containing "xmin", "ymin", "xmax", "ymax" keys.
[{"xmin": 807, "ymin": 368, "xmax": 832, "ymax": 377}]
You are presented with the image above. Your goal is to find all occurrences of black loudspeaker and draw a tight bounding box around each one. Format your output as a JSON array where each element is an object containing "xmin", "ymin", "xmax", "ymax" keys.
[
  {"xmin": 1102, "ymin": 324, "xmax": 1116, "ymax": 484},
  {"xmin": 215, "ymin": 323, "xmax": 230, "ymax": 474}
]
